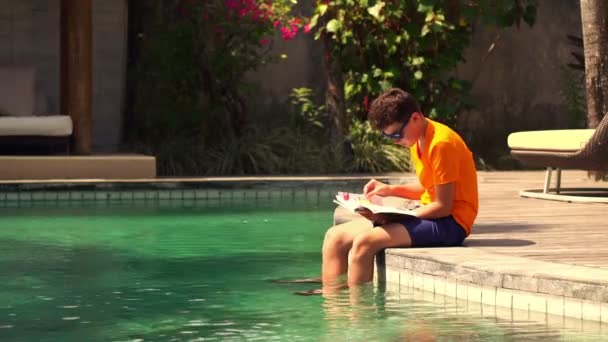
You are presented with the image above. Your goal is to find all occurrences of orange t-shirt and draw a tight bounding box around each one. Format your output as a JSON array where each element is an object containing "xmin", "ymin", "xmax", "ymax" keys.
[{"xmin": 409, "ymin": 119, "xmax": 478, "ymax": 235}]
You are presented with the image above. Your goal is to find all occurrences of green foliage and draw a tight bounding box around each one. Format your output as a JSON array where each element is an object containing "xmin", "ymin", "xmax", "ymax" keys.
[
  {"xmin": 562, "ymin": 34, "xmax": 587, "ymax": 128},
  {"xmin": 308, "ymin": 0, "xmax": 536, "ymax": 126},
  {"xmin": 287, "ymin": 87, "xmax": 410, "ymax": 173},
  {"xmin": 285, "ymin": 88, "xmax": 341, "ymax": 173},
  {"xmin": 130, "ymin": 0, "xmax": 302, "ymax": 176},
  {"xmin": 472, "ymin": 0, "xmax": 537, "ymax": 27},
  {"xmin": 132, "ymin": 20, "xmax": 204, "ymax": 142},
  {"xmin": 129, "ymin": 17, "xmax": 207, "ymax": 176},
  {"xmin": 135, "ymin": 135, "xmax": 206, "ymax": 176},
  {"xmin": 347, "ymin": 120, "xmax": 411, "ymax": 173},
  {"xmin": 130, "ymin": 0, "xmax": 539, "ymax": 175},
  {"xmin": 290, "ymin": 87, "xmax": 326, "ymax": 129},
  {"xmin": 134, "ymin": 82, "xmax": 337, "ymax": 175},
  {"xmin": 201, "ymin": 122, "xmax": 341, "ymax": 175},
  {"xmin": 560, "ymin": 66, "xmax": 587, "ymax": 128},
  {"xmin": 204, "ymin": 126, "xmax": 289, "ymax": 175}
]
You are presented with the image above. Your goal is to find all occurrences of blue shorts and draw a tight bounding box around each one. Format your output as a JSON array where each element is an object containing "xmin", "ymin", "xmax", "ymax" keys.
[{"xmin": 396, "ymin": 216, "xmax": 467, "ymax": 247}]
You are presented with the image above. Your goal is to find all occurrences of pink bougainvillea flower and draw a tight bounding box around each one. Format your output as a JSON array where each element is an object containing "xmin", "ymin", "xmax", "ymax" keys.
[
  {"xmin": 260, "ymin": 38, "xmax": 270, "ymax": 45},
  {"xmin": 280, "ymin": 25, "xmax": 298, "ymax": 40},
  {"xmin": 225, "ymin": 0, "xmax": 239, "ymax": 10},
  {"xmin": 219, "ymin": 0, "xmax": 302, "ymax": 38},
  {"xmin": 280, "ymin": 26, "xmax": 294, "ymax": 40},
  {"xmin": 304, "ymin": 23, "xmax": 312, "ymax": 34},
  {"xmin": 252, "ymin": 9, "xmax": 264, "ymax": 20}
]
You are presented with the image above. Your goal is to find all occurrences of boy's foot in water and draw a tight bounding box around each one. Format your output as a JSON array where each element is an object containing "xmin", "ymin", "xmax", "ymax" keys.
[
  {"xmin": 270, "ymin": 277, "xmax": 322, "ymax": 284},
  {"xmin": 294, "ymin": 289, "xmax": 323, "ymax": 296}
]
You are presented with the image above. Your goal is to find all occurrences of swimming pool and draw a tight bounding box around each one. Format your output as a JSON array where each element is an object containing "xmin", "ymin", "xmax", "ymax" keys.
[{"xmin": 0, "ymin": 194, "xmax": 606, "ymax": 341}]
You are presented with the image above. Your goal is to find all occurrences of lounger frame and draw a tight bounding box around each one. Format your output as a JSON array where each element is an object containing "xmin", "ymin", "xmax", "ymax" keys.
[{"xmin": 510, "ymin": 114, "xmax": 608, "ymax": 203}]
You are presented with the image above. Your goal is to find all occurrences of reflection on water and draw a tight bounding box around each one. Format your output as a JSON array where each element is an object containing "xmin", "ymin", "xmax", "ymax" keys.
[
  {"xmin": 319, "ymin": 284, "xmax": 578, "ymax": 342},
  {"xmin": 0, "ymin": 200, "xmax": 606, "ymax": 341}
]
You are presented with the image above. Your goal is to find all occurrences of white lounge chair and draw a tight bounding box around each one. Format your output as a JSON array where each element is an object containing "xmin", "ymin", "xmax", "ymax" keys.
[
  {"xmin": 507, "ymin": 113, "xmax": 608, "ymax": 203},
  {"xmin": 0, "ymin": 67, "xmax": 72, "ymax": 154}
]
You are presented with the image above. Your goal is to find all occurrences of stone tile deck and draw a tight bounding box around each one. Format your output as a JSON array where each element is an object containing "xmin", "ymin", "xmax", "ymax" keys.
[{"xmin": 348, "ymin": 170, "xmax": 608, "ymax": 322}]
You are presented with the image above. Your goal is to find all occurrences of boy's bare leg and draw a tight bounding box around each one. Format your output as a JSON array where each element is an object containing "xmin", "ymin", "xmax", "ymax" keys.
[
  {"xmin": 322, "ymin": 218, "xmax": 373, "ymax": 292},
  {"xmin": 348, "ymin": 223, "xmax": 412, "ymax": 286}
]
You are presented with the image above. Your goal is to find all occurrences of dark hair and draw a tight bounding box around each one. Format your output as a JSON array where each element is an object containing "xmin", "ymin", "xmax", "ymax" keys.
[{"xmin": 367, "ymin": 88, "xmax": 421, "ymax": 130}]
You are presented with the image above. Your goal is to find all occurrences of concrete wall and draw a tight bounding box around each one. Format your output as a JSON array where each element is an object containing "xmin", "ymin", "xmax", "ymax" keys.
[
  {"xmin": 247, "ymin": 31, "xmax": 325, "ymax": 118},
  {"xmin": 92, "ymin": 0, "xmax": 128, "ymax": 152},
  {"xmin": 454, "ymin": 0, "xmax": 584, "ymax": 164},
  {"xmin": 0, "ymin": 0, "xmax": 127, "ymax": 152},
  {"xmin": 0, "ymin": 0, "xmax": 60, "ymax": 115}
]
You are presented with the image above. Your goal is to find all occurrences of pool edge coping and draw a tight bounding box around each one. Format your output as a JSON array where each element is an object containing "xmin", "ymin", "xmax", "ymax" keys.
[
  {"xmin": 334, "ymin": 206, "xmax": 608, "ymax": 324},
  {"xmin": 0, "ymin": 174, "xmax": 410, "ymax": 185},
  {"xmin": 376, "ymin": 247, "xmax": 608, "ymax": 323}
]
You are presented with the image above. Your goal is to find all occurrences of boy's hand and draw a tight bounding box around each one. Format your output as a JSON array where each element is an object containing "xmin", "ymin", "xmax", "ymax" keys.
[{"xmin": 363, "ymin": 179, "xmax": 392, "ymax": 198}]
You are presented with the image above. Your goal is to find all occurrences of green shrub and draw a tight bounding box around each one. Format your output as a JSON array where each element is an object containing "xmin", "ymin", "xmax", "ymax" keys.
[{"xmin": 347, "ymin": 120, "xmax": 410, "ymax": 173}]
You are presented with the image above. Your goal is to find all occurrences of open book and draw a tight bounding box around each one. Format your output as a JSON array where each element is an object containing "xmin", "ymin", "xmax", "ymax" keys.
[{"xmin": 333, "ymin": 192, "xmax": 418, "ymax": 219}]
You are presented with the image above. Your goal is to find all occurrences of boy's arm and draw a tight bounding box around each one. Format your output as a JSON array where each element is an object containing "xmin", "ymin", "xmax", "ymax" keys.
[
  {"xmin": 414, "ymin": 182, "xmax": 454, "ymax": 218},
  {"xmin": 414, "ymin": 140, "xmax": 459, "ymax": 219},
  {"xmin": 388, "ymin": 181, "xmax": 425, "ymax": 200}
]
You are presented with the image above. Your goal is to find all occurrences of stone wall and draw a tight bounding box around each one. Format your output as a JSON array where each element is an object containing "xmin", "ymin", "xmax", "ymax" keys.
[{"xmin": 0, "ymin": 0, "xmax": 127, "ymax": 152}]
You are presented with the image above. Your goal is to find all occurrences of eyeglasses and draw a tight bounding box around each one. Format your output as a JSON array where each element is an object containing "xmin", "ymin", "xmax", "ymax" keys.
[{"xmin": 381, "ymin": 120, "xmax": 409, "ymax": 140}]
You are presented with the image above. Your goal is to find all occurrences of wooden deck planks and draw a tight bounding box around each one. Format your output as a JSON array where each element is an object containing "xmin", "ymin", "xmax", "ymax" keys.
[{"xmin": 472, "ymin": 170, "xmax": 608, "ymax": 268}]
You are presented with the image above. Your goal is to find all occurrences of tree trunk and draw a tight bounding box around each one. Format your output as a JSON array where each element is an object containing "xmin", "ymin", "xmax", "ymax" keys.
[
  {"xmin": 61, "ymin": 0, "xmax": 93, "ymax": 155},
  {"xmin": 321, "ymin": 26, "xmax": 348, "ymax": 170},
  {"xmin": 580, "ymin": 0, "xmax": 608, "ymax": 128},
  {"xmin": 444, "ymin": 0, "xmax": 461, "ymax": 23}
]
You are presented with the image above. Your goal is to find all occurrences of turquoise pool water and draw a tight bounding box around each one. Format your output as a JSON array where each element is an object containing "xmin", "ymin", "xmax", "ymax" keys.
[{"xmin": 0, "ymin": 196, "xmax": 606, "ymax": 341}]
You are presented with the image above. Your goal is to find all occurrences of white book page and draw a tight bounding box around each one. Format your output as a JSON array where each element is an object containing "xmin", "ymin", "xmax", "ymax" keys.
[{"xmin": 334, "ymin": 192, "xmax": 418, "ymax": 217}]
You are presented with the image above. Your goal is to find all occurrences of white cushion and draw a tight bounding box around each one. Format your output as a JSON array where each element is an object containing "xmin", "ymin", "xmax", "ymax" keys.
[
  {"xmin": 0, "ymin": 67, "xmax": 36, "ymax": 116},
  {"xmin": 0, "ymin": 115, "xmax": 73, "ymax": 136},
  {"xmin": 508, "ymin": 129, "xmax": 595, "ymax": 152}
]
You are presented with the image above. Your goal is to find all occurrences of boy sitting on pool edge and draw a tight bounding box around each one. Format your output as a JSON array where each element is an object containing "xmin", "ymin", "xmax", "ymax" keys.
[{"xmin": 306, "ymin": 88, "xmax": 479, "ymax": 295}]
